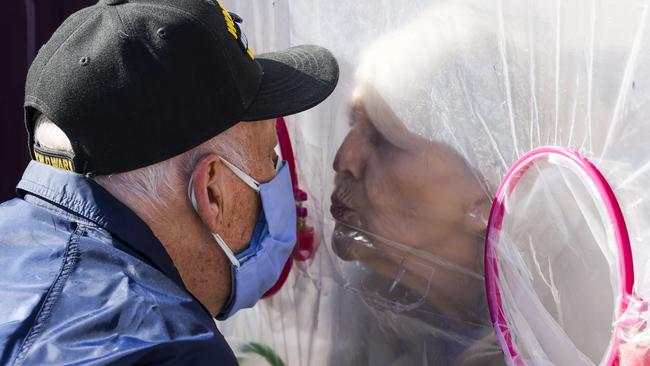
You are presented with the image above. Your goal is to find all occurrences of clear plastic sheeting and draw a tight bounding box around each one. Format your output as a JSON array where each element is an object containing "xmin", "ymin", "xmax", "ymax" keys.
[{"xmin": 217, "ymin": 0, "xmax": 650, "ymax": 365}]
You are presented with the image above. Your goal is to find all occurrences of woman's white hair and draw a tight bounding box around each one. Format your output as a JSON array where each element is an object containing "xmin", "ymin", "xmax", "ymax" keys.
[{"xmin": 33, "ymin": 113, "xmax": 245, "ymax": 224}]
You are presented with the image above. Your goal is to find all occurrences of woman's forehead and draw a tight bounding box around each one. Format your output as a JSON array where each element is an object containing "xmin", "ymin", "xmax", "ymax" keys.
[{"xmin": 350, "ymin": 89, "xmax": 418, "ymax": 149}]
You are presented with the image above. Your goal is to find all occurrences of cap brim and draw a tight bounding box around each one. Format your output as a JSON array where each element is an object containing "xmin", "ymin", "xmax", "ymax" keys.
[{"xmin": 240, "ymin": 45, "xmax": 339, "ymax": 121}]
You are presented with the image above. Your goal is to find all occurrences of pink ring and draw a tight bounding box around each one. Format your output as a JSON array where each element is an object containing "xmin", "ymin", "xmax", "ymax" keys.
[{"xmin": 484, "ymin": 146, "xmax": 634, "ymax": 365}]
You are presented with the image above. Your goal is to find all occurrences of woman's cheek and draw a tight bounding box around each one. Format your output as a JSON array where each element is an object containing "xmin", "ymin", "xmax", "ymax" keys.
[
  {"xmin": 365, "ymin": 206, "xmax": 422, "ymax": 248},
  {"xmin": 364, "ymin": 174, "xmax": 403, "ymax": 218}
]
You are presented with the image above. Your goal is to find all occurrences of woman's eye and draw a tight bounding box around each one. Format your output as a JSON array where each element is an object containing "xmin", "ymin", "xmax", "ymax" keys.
[{"xmin": 370, "ymin": 129, "xmax": 392, "ymax": 150}]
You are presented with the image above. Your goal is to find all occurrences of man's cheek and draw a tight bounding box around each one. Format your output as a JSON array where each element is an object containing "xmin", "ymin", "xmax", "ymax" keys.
[{"xmin": 228, "ymin": 189, "xmax": 260, "ymax": 249}]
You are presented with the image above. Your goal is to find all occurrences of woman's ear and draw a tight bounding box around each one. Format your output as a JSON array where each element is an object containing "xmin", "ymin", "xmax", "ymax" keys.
[
  {"xmin": 465, "ymin": 195, "xmax": 491, "ymax": 234},
  {"xmin": 190, "ymin": 154, "xmax": 226, "ymax": 233}
]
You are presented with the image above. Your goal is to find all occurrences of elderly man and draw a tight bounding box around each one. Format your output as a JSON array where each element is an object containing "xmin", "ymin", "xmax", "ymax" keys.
[{"xmin": 0, "ymin": 0, "xmax": 337, "ymax": 364}]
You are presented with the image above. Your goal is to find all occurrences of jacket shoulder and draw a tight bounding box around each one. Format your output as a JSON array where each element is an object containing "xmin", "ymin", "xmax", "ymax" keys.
[
  {"xmin": 0, "ymin": 198, "xmax": 78, "ymax": 365},
  {"xmin": 10, "ymin": 220, "xmax": 237, "ymax": 365}
]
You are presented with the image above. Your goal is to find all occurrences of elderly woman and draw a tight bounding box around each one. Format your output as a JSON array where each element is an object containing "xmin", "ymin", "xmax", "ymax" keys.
[{"xmin": 329, "ymin": 3, "xmax": 516, "ymax": 365}]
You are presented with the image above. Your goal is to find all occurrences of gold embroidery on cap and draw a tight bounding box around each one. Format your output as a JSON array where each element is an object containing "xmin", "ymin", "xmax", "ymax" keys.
[
  {"xmin": 34, "ymin": 151, "xmax": 75, "ymax": 172},
  {"xmin": 215, "ymin": 1, "xmax": 255, "ymax": 60},
  {"xmin": 216, "ymin": 1, "xmax": 238, "ymax": 39}
]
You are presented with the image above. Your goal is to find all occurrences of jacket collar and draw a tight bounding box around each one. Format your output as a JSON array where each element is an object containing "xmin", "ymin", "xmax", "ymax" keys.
[{"xmin": 16, "ymin": 161, "xmax": 186, "ymax": 290}]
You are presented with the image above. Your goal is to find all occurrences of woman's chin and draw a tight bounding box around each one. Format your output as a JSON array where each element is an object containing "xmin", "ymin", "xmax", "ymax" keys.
[{"xmin": 331, "ymin": 221, "xmax": 373, "ymax": 261}]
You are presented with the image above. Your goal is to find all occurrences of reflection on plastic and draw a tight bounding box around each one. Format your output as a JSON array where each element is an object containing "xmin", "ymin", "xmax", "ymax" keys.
[{"xmin": 332, "ymin": 222, "xmax": 433, "ymax": 313}]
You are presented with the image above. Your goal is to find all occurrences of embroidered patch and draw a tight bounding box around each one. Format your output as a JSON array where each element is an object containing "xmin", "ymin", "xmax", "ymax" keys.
[
  {"xmin": 34, "ymin": 145, "xmax": 75, "ymax": 172},
  {"xmin": 215, "ymin": 1, "xmax": 255, "ymax": 60}
]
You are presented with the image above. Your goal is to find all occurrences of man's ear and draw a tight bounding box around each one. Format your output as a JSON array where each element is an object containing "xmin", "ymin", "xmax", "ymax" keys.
[{"xmin": 190, "ymin": 154, "xmax": 226, "ymax": 233}]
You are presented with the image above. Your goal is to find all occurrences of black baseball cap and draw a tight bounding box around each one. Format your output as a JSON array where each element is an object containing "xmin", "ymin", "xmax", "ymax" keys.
[{"xmin": 24, "ymin": 0, "xmax": 339, "ymax": 175}]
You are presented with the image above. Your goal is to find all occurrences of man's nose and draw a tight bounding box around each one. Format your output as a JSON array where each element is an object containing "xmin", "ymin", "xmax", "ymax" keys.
[{"xmin": 333, "ymin": 131, "xmax": 368, "ymax": 180}]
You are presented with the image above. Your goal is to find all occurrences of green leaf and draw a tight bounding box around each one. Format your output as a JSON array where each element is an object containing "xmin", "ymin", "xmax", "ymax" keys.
[{"xmin": 240, "ymin": 341, "xmax": 287, "ymax": 366}]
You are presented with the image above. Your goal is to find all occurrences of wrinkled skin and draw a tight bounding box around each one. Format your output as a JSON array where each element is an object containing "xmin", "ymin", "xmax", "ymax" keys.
[
  {"xmin": 116, "ymin": 119, "xmax": 279, "ymax": 316},
  {"xmin": 177, "ymin": 118, "xmax": 280, "ymax": 316},
  {"xmin": 330, "ymin": 94, "xmax": 490, "ymax": 323}
]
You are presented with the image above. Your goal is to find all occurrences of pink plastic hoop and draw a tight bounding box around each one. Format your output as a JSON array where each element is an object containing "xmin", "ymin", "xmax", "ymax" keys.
[{"xmin": 484, "ymin": 146, "xmax": 634, "ymax": 366}]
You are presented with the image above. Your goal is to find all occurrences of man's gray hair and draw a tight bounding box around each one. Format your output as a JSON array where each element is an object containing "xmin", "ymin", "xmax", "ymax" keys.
[{"xmin": 33, "ymin": 113, "xmax": 246, "ymax": 224}]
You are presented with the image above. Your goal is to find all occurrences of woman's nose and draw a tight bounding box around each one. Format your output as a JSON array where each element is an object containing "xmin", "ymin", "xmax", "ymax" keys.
[{"xmin": 333, "ymin": 131, "xmax": 368, "ymax": 180}]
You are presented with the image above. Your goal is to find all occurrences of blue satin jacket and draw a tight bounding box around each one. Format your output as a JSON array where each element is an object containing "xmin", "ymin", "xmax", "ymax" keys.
[{"xmin": 0, "ymin": 162, "xmax": 238, "ymax": 365}]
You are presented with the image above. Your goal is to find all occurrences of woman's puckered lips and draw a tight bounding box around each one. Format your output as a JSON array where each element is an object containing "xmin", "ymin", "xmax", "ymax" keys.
[{"xmin": 330, "ymin": 195, "xmax": 354, "ymax": 221}]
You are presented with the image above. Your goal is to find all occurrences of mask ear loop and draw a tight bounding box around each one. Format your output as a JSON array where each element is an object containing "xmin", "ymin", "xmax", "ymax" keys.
[
  {"xmin": 211, "ymin": 232, "xmax": 241, "ymax": 268},
  {"xmin": 188, "ymin": 174, "xmax": 241, "ymax": 268},
  {"xmin": 218, "ymin": 156, "xmax": 261, "ymax": 192}
]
